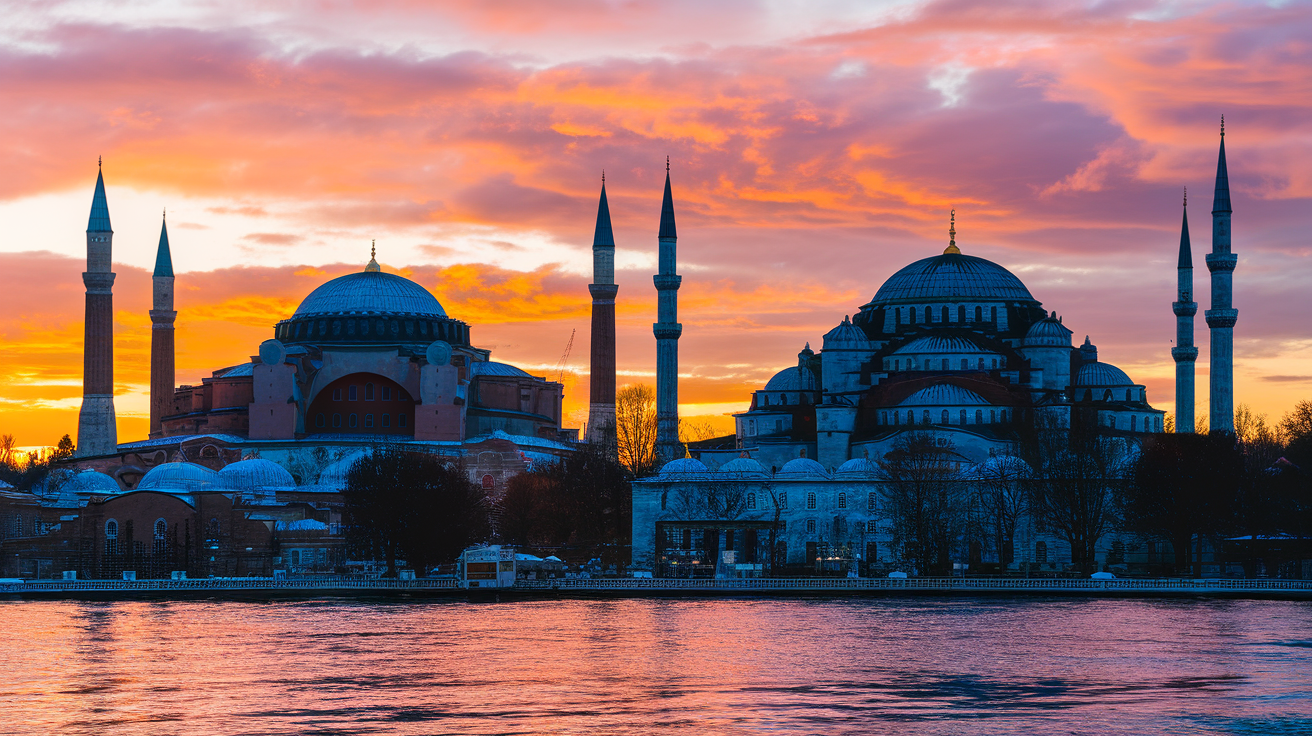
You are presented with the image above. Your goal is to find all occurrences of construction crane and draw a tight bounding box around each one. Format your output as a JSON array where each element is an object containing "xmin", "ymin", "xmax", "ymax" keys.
[{"xmin": 555, "ymin": 329, "xmax": 576, "ymax": 383}]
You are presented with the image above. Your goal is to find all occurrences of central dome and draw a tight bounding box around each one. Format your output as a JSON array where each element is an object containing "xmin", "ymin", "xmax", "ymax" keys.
[
  {"xmin": 868, "ymin": 253, "xmax": 1035, "ymax": 305},
  {"xmin": 294, "ymin": 271, "xmax": 447, "ymax": 319}
]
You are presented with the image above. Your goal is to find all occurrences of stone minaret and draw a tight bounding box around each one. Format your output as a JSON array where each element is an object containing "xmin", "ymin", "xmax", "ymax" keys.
[
  {"xmin": 586, "ymin": 176, "xmax": 618, "ymax": 448},
  {"xmin": 1205, "ymin": 118, "xmax": 1237, "ymax": 434},
  {"xmin": 149, "ymin": 213, "xmax": 176, "ymax": 439},
  {"xmin": 653, "ymin": 160, "xmax": 682, "ymax": 463},
  {"xmin": 1172, "ymin": 190, "xmax": 1197, "ymax": 433},
  {"xmin": 76, "ymin": 161, "xmax": 118, "ymax": 457}
]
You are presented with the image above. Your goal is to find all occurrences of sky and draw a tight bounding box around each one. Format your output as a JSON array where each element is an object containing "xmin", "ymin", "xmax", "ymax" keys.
[{"xmin": 2, "ymin": 0, "xmax": 1310, "ymax": 449}]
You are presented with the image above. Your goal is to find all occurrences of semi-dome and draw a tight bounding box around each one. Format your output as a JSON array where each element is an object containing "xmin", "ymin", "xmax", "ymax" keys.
[
  {"xmin": 894, "ymin": 335, "xmax": 992, "ymax": 355},
  {"xmin": 897, "ymin": 384, "xmax": 990, "ymax": 406},
  {"xmin": 718, "ymin": 457, "xmax": 769, "ymax": 478},
  {"xmin": 658, "ymin": 457, "xmax": 710, "ymax": 479},
  {"xmin": 137, "ymin": 462, "xmax": 217, "ymax": 492},
  {"xmin": 218, "ymin": 459, "xmax": 295, "ymax": 494},
  {"xmin": 293, "ymin": 271, "xmax": 446, "ymax": 319},
  {"xmin": 1023, "ymin": 317, "xmax": 1073, "ymax": 347},
  {"xmin": 867, "ymin": 253, "xmax": 1035, "ymax": 305},
  {"xmin": 1075, "ymin": 362, "xmax": 1133, "ymax": 387},
  {"xmin": 836, "ymin": 457, "xmax": 879, "ymax": 479},
  {"xmin": 776, "ymin": 457, "xmax": 829, "ymax": 479},
  {"xmin": 764, "ymin": 366, "xmax": 818, "ymax": 392}
]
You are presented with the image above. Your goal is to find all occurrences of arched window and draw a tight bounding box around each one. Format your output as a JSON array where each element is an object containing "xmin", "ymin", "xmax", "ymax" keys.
[
  {"xmin": 925, "ymin": 306, "xmax": 932, "ymax": 323},
  {"xmin": 482, "ymin": 475, "xmax": 494, "ymax": 492},
  {"xmin": 1131, "ymin": 415, "xmax": 1138, "ymax": 431},
  {"xmin": 910, "ymin": 308, "xmax": 917, "ymax": 324},
  {"xmin": 908, "ymin": 410, "xmax": 916, "ymax": 425},
  {"xmin": 922, "ymin": 410, "xmax": 931, "ymax": 424},
  {"xmin": 763, "ymin": 395, "xmax": 770, "ymax": 406},
  {"xmin": 1109, "ymin": 415, "xmax": 1117, "ymax": 429},
  {"xmin": 961, "ymin": 358, "xmax": 969, "ymax": 370},
  {"xmin": 316, "ymin": 413, "xmax": 325, "ymax": 428},
  {"xmin": 868, "ymin": 492, "xmax": 877, "ymax": 511},
  {"xmin": 941, "ymin": 306, "xmax": 949, "ymax": 323},
  {"xmin": 892, "ymin": 411, "xmax": 899, "ymax": 426},
  {"xmin": 1156, "ymin": 416, "xmax": 1162, "ymax": 432},
  {"xmin": 838, "ymin": 493, "xmax": 847, "ymax": 509},
  {"xmin": 348, "ymin": 385, "xmax": 358, "ymax": 401},
  {"xmin": 382, "ymin": 386, "xmax": 392, "ymax": 401},
  {"xmin": 348, "ymin": 413, "xmax": 358, "ymax": 429},
  {"xmin": 975, "ymin": 306, "xmax": 983, "ymax": 322},
  {"xmin": 992, "ymin": 358, "xmax": 999, "ymax": 369},
  {"xmin": 105, "ymin": 519, "xmax": 118, "ymax": 539},
  {"xmin": 960, "ymin": 410, "xmax": 967, "ymax": 425},
  {"xmin": 884, "ymin": 359, "xmax": 890, "ymax": 371},
  {"xmin": 941, "ymin": 409, "xmax": 950, "ymax": 424},
  {"xmin": 1083, "ymin": 390, "xmax": 1093, "ymax": 402},
  {"xmin": 894, "ymin": 359, "xmax": 900, "ymax": 371},
  {"xmin": 807, "ymin": 492, "xmax": 817, "ymax": 510},
  {"xmin": 1126, "ymin": 389, "xmax": 1133, "ymax": 402},
  {"xmin": 398, "ymin": 414, "xmax": 407, "ymax": 428},
  {"xmin": 780, "ymin": 394, "xmax": 788, "ymax": 405},
  {"xmin": 382, "ymin": 414, "xmax": 391, "ymax": 428},
  {"xmin": 365, "ymin": 383, "xmax": 374, "ymax": 401},
  {"xmin": 332, "ymin": 413, "xmax": 342, "ymax": 428},
  {"xmin": 364, "ymin": 414, "xmax": 374, "ymax": 428},
  {"xmin": 660, "ymin": 491, "xmax": 667, "ymax": 511},
  {"xmin": 896, "ymin": 308, "xmax": 903, "ymax": 324},
  {"xmin": 975, "ymin": 409, "xmax": 983, "ymax": 425},
  {"xmin": 991, "ymin": 306, "xmax": 998, "ymax": 323},
  {"xmin": 941, "ymin": 358, "xmax": 949, "ymax": 371},
  {"xmin": 154, "ymin": 519, "xmax": 167, "ymax": 539},
  {"xmin": 990, "ymin": 410, "xmax": 996, "ymax": 423},
  {"xmin": 747, "ymin": 493, "xmax": 756, "ymax": 510},
  {"xmin": 1035, "ymin": 541, "xmax": 1048, "ymax": 564},
  {"xmin": 1000, "ymin": 409, "xmax": 1008, "ymax": 423},
  {"xmin": 1103, "ymin": 390, "xmax": 1113, "ymax": 402},
  {"xmin": 958, "ymin": 305, "xmax": 966, "ymax": 323},
  {"xmin": 978, "ymin": 358, "xmax": 985, "ymax": 370},
  {"xmin": 880, "ymin": 411, "xmax": 888, "ymax": 425}
]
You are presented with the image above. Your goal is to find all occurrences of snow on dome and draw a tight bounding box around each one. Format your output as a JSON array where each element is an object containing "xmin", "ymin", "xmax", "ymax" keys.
[
  {"xmin": 1075, "ymin": 362, "xmax": 1134, "ymax": 387},
  {"xmin": 658, "ymin": 457, "xmax": 711, "ymax": 479},
  {"xmin": 1023, "ymin": 317, "xmax": 1073, "ymax": 347},
  {"xmin": 137, "ymin": 462, "xmax": 218, "ymax": 492},
  {"xmin": 764, "ymin": 366, "xmax": 818, "ymax": 392},
  {"xmin": 836, "ymin": 457, "xmax": 880, "ymax": 479},
  {"xmin": 718, "ymin": 457, "xmax": 768, "ymax": 478},
  {"xmin": 777, "ymin": 457, "xmax": 829, "ymax": 479},
  {"xmin": 218, "ymin": 459, "xmax": 295, "ymax": 493},
  {"xmin": 897, "ymin": 384, "xmax": 990, "ymax": 406}
]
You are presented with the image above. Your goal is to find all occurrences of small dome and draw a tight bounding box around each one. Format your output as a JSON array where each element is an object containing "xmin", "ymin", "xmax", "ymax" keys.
[
  {"xmin": 137, "ymin": 462, "xmax": 218, "ymax": 492},
  {"xmin": 1076, "ymin": 362, "xmax": 1133, "ymax": 387},
  {"xmin": 836, "ymin": 457, "xmax": 880, "ymax": 479},
  {"xmin": 218, "ymin": 459, "xmax": 295, "ymax": 494},
  {"xmin": 293, "ymin": 271, "xmax": 446, "ymax": 319},
  {"xmin": 822, "ymin": 316, "xmax": 870, "ymax": 347},
  {"xmin": 470, "ymin": 361, "xmax": 533, "ymax": 378},
  {"xmin": 317, "ymin": 450, "xmax": 369, "ymax": 489},
  {"xmin": 57, "ymin": 469, "xmax": 121, "ymax": 495},
  {"xmin": 765, "ymin": 366, "xmax": 818, "ymax": 392},
  {"xmin": 1023, "ymin": 317, "xmax": 1073, "ymax": 347},
  {"xmin": 718, "ymin": 457, "xmax": 769, "ymax": 478},
  {"xmin": 867, "ymin": 252, "xmax": 1035, "ymax": 305},
  {"xmin": 658, "ymin": 457, "xmax": 711, "ymax": 480},
  {"xmin": 894, "ymin": 335, "xmax": 990, "ymax": 355},
  {"xmin": 777, "ymin": 457, "xmax": 829, "ymax": 479},
  {"xmin": 897, "ymin": 384, "xmax": 990, "ymax": 406}
]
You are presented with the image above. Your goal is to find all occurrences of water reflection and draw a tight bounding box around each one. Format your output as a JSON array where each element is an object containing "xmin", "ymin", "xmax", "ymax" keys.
[{"xmin": 2, "ymin": 598, "xmax": 1311, "ymax": 734}]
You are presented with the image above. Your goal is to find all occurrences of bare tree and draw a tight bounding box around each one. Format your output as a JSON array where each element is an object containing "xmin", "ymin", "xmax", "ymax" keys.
[
  {"xmin": 878, "ymin": 432, "xmax": 966, "ymax": 576},
  {"xmin": 0, "ymin": 434, "xmax": 16, "ymax": 469},
  {"xmin": 283, "ymin": 446, "xmax": 340, "ymax": 486},
  {"xmin": 671, "ymin": 480, "xmax": 751, "ymax": 521},
  {"xmin": 616, "ymin": 383, "xmax": 658, "ymax": 477},
  {"xmin": 971, "ymin": 454, "xmax": 1030, "ymax": 568},
  {"xmin": 679, "ymin": 419, "xmax": 718, "ymax": 444}
]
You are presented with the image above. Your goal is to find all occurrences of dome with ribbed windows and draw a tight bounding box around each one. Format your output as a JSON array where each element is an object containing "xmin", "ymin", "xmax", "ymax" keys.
[
  {"xmin": 836, "ymin": 457, "xmax": 880, "ymax": 479},
  {"xmin": 658, "ymin": 458, "xmax": 711, "ymax": 480},
  {"xmin": 218, "ymin": 459, "xmax": 295, "ymax": 494},
  {"xmin": 1023, "ymin": 317, "xmax": 1073, "ymax": 347},
  {"xmin": 718, "ymin": 457, "xmax": 769, "ymax": 478},
  {"xmin": 294, "ymin": 271, "xmax": 446, "ymax": 319},
  {"xmin": 1075, "ymin": 362, "xmax": 1133, "ymax": 387},
  {"xmin": 765, "ymin": 366, "xmax": 818, "ymax": 392},
  {"xmin": 137, "ymin": 462, "xmax": 217, "ymax": 492},
  {"xmin": 777, "ymin": 457, "xmax": 829, "ymax": 480},
  {"xmin": 867, "ymin": 252, "xmax": 1036, "ymax": 306}
]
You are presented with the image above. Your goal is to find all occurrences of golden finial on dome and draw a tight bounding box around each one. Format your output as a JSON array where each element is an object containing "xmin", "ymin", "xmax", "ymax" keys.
[
  {"xmin": 365, "ymin": 239, "xmax": 381, "ymax": 272},
  {"xmin": 944, "ymin": 209, "xmax": 961, "ymax": 254}
]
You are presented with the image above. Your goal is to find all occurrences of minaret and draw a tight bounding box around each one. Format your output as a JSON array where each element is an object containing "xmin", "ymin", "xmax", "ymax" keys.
[
  {"xmin": 586, "ymin": 175, "xmax": 619, "ymax": 448},
  {"xmin": 653, "ymin": 159, "xmax": 682, "ymax": 463},
  {"xmin": 1205, "ymin": 117, "xmax": 1237, "ymax": 434},
  {"xmin": 149, "ymin": 212, "xmax": 176, "ymax": 439},
  {"xmin": 76, "ymin": 160, "xmax": 118, "ymax": 457},
  {"xmin": 1171, "ymin": 190, "xmax": 1197, "ymax": 433}
]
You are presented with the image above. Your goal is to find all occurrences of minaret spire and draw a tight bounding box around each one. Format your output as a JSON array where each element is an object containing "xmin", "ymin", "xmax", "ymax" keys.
[
  {"xmin": 77, "ymin": 161, "xmax": 119, "ymax": 456},
  {"xmin": 587, "ymin": 174, "xmax": 619, "ymax": 450},
  {"xmin": 653, "ymin": 161, "xmax": 683, "ymax": 463},
  {"xmin": 365, "ymin": 239, "xmax": 381, "ymax": 272},
  {"xmin": 149, "ymin": 214, "xmax": 177, "ymax": 438},
  {"xmin": 1172, "ymin": 187, "xmax": 1197, "ymax": 433},
  {"xmin": 1205, "ymin": 116, "xmax": 1237, "ymax": 434}
]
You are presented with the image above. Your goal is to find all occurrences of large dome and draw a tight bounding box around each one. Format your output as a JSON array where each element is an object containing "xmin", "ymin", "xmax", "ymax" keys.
[
  {"xmin": 294, "ymin": 271, "xmax": 446, "ymax": 319},
  {"xmin": 868, "ymin": 253, "xmax": 1035, "ymax": 305}
]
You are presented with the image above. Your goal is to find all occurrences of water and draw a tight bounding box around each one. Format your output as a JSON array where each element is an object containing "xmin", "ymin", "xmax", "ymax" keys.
[{"xmin": 4, "ymin": 597, "xmax": 1312, "ymax": 735}]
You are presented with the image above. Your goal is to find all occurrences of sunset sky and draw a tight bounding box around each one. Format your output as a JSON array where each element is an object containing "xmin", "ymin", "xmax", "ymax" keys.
[{"xmin": 2, "ymin": 0, "xmax": 1310, "ymax": 449}]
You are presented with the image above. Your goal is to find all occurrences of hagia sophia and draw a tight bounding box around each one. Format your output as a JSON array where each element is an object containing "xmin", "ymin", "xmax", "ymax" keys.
[{"xmin": 0, "ymin": 124, "xmax": 1239, "ymax": 579}]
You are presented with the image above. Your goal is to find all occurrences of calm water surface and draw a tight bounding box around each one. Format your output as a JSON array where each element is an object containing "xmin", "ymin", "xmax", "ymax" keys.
[{"xmin": 3, "ymin": 597, "xmax": 1312, "ymax": 735}]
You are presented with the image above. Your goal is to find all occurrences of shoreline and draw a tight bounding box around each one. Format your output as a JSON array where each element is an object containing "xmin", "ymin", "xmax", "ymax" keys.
[{"xmin": 4, "ymin": 577, "xmax": 1312, "ymax": 602}]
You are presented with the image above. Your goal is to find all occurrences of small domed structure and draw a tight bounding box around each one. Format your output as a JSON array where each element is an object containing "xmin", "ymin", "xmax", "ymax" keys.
[
  {"xmin": 776, "ymin": 457, "xmax": 829, "ymax": 480},
  {"xmin": 64, "ymin": 469, "xmax": 122, "ymax": 494},
  {"xmin": 718, "ymin": 457, "xmax": 769, "ymax": 479},
  {"xmin": 765, "ymin": 366, "xmax": 818, "ymax": 392},
  {"xmin": 137, "ymin": 462, "xmax": 218, "ymax": 492},
  {"xmin": 317, "ymin": 450, "xmax": 369, "ymax": 490},
  {"xmin": 1023, "ymin": 317, "xmax": 1073, "ymax": 347},
  {"xmin": 1075, "ymin": 362, "xmax": 1133, "ymax": 387},
  {"xmin": 218, "ymin": 458, "xmax": 295, "ymax": 498},
  {"xmin": 658, "ymin": 457, "xmax": 711, "ymax": 480},
  {"xmin": 822, "ymin": 316, "xmax": 870, "ymax": 347},
  {"xmin": 836, "ymin": 457, "xmax": 880, "ymax": 479}
]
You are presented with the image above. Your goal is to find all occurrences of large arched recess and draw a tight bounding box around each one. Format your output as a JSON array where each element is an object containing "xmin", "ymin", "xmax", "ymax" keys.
[{"xmin": 306, "ymin": 373, "xmax": 415, "ymax": 435}]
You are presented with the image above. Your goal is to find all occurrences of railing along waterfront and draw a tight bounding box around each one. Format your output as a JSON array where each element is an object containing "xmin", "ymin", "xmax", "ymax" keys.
[
  {"xmin": 0, "ymin": 578, "xmax": 460, "ymax": 593},
  {"xmin": 512, "ymin": 577, "xmax": 1312, "ymax": 593}
]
